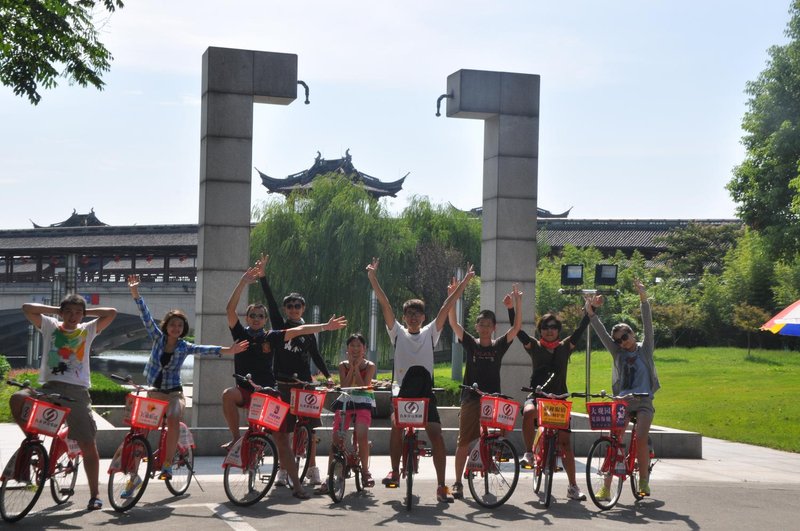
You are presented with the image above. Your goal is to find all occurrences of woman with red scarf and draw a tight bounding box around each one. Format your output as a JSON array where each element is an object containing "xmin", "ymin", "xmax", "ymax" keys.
[{"xmin": 506, "ymin": 303, "xmax": 591, "ymax": 502}]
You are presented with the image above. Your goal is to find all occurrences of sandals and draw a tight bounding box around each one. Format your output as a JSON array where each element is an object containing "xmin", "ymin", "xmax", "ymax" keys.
[
  {"xmin": 87, "ymin": 497, "xmax": 103, "ymax": 511},
  {"xmin": 292, "ymin": 488, "xmax": 311, "ymax": 500},
  {"xmin": 220, "ymin": 440, "xmax": 235, "ymax": 451},
  {"xmin": 362, "ymin": 472, "xmax": 375, "ymax": 488}
]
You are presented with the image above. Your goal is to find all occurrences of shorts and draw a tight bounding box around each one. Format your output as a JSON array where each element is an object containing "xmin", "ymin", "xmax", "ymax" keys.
[
  {"xmin": 624, "ymin": 396, "xmax": 655, "ymax": 437},
  {"xmin": 332, "ymin": 408, "xmax": 372, "ymax": 433},
  {"xmin": 147, "ymin": 389, "xmax": 186, "ymax": 420},
  {"xmin": 34, "ymin": 381, "xmax": 96, "ymax": 443},
  {"xmin": 456, "ymin": 399, "xmax": 480, "ymax": 447}
]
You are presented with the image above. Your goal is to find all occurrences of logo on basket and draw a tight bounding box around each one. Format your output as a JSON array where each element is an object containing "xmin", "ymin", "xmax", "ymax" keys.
[
  {"xmin": 502, "ymin": 403, "xmax": 514, "ymax": 416},
  {"xmin": 616, "ymin": 405, "xmax": 626, "ymax": 423},
  {"xmin": 482, "ymin": 403, "xmax": 493, "ymax": 417},
  {"xmin": 43, "ymin": 407, "xmax": 60, "ymax": 423},
  {"xmin": 147, "ymin": 403, "xmax": 158, "ymax": 413},
  {"xmin": 304, "ymin": 393, "xmax": 318, "ymax": 406},
  {"xmin": 471, "ymin": 448, "xmax": 480, "ymax": 461},
  {"xmin": 404, "ymin": 402, "xmax": 419, "ymax": 414}
]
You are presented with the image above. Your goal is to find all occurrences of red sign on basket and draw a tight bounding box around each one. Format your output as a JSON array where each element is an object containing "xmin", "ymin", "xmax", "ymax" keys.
[
  {"xmin": 21, "ymin": 397, "xmax": 70, "ymax": 437},
  {"xmin": 479, "ymin": 396, "xmax": 519, "ymax": 429},
  {"xmin": 248, "ymin": 392, "xmax": 290, "ymax": 431},
  {"xmin": 586, "ymin": 401, "xmax": 628, "ymax": 431},
  {"xmin": 393, "ymin": 398, "xmax": 429, "ymax": 428},
  {"xmin": 290, "ymin": 387, "xmax": 327, "ymax": 418}
]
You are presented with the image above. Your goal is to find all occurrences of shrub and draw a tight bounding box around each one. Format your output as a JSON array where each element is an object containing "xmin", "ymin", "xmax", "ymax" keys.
[{"xmin": 0, "ymin": 354, "xmax": 11, "ymax": 381}]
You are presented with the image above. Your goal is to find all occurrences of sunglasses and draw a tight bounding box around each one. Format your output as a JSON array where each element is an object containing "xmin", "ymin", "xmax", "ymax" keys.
[
  {"xmin": 284, "ymin": 302, "xmax": 303, "ymax": 310},
  {"xmin": 541, "ymin": 323, "xmax": 560, "ymax": 331},
  {"xmin": 248, "ymin": 313, "xmax": 266, "ymax": 319},
  {"xmin": 613, "ymin": 332, "xmax": 631, "ymax": 344}
]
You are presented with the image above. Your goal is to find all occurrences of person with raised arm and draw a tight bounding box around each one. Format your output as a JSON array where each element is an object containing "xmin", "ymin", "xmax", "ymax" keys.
[
  {"xmin": 448, "ymin": 283, "xmax": 522, "ymax": 500},
  {"xmin": 585, "ymin": 278, "xmax": 660, "ymax": 499},
  {"xmin": 12, "ymin": 294, "xmax": 117, "ymax": 511},
  {"xmin": 367, "ymin": 257, "xmax": 474, "ymax": 504}
]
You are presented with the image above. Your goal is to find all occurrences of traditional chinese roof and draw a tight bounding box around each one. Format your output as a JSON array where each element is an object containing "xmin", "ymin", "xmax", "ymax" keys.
[
  {"xmin": 31, "ymin": 208, "xmax": 107, "ymax": 228},
  {"xmin": 257, "ymin": 150, "xmax": 406, "ymax": 199},
  {"xmin": 469, "ymin": 205, "xmax": 572, "ymax": 219}
]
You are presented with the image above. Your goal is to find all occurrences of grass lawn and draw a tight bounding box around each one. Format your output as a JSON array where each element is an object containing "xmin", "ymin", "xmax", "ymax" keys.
[{"xmin": 565, "ymin": 347, "xmax": 800, "ymax": 453}]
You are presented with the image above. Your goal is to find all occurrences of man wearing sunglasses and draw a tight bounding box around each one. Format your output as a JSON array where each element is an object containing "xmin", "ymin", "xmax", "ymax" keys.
[
  {"xmin": 221, "ymin": 265, "xmax": 276, "ymax": 450},
  {"xmin": 257, "ymin": 254, "xmax": 334, "ymax": 493},
  {"xmin": 586, "ymin": 278, "xmax": 660, "ymax": 498}
]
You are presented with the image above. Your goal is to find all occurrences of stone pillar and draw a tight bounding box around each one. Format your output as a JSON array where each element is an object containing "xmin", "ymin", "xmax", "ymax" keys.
[
  {"xmin": 194, "ymin": 47, "xmax": 297, "ymax": 427},
  {"xmin": 446, "ymin": 69, "xmax": 540, "ymax": 403}
]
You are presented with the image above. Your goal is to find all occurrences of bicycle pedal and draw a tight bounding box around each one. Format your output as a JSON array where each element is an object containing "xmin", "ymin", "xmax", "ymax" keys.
[
  {"xmin": 59, "ymin": 488, "xmax": 74, "ymax": 495},
  {"xmin": 385, "ymin": 482, "xmax": 399, "ymax": 489},
  {"xmin": 498, "ymin": 457, "xmax": 510, "ymax": 463},
  {"xmin": 521, "ymin": 463, "xmax": 533, "ymax": 469}
]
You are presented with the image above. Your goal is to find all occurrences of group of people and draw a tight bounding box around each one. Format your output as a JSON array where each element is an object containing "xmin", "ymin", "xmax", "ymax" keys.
[{"xmin": 9, "ymin": 253, "xmax": 659, "ymax": 510}]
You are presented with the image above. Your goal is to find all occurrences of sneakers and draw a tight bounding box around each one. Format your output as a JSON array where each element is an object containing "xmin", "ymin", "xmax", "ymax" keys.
[
  {"xmin": 307, "ymin": 466, "xmax": 322, "ymax": 485},
  {"xmin": 638, "ymin": 479, "xmax": 651, "ymax": 496},
  {"xmin": 520, "ymin": 452, "xmax": 534, "ymax": 469},
  {"xmin": 362, "ymin": 472, "xmax": 375, "ymax": 488},
  {"xmin": 120, "ymin": 475, "xmax": 142, "ymax": 498},
  {"xmin": 158, "ymin": 466, "xmax": 172, "ymax": 481},
  {"xmin": 437, "ymin": 484, "xmax": 455, "ymax": 503},
  {"xmin": 382, "ymin": 470, "xmax": 399, "ymax": 488},
  {"xmin": 567, "ymin": 484, "xmax": 586, "ymax": 501},
  {"xmin": 451, "ymin": 482, "xmax": 464, "ymax": 500},
  {"xmin": 595, "ymin": 485, "xmax": 611, "ymax": 501},
  {"xmin": 86, "ymin": 497, "xmax": 103, "ymax": 511},
  {"xmin": 275, "ymin": 469, "xmax": 288, "ymax": 487}
]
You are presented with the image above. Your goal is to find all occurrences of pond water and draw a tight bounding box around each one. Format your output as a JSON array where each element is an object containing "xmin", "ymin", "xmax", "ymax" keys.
[{"xmin": 91, "ymin": 350, "xmax": 194, "ymax": 385}]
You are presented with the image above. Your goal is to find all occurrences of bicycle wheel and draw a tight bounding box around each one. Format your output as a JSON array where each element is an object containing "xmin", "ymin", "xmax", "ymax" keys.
[
  {"xmin": 327, "ymin": 455, "xmax": 346, "ymax": 503},
  {"xmin": 467, "ymin": 437, "xmax": 519, "ymax": 509},
  {"xmin": 108, "ymin": 435, "xmax": 152, "ymax": 512},
  {"xmin": 223, "ymin": 434, "xmax": 277, "ymax": 506},
  {"xmin": 166, "ymin": 444, "xmax": 194, "ymax": 496},
  {"xmin": 354, "ymin": 463, "xmax": 363, "ymax": 492},
  {"xmin": 532, "ymin": 433, "xmax": 544, "ymax": 494},
  {"xmin": 543, "ymin": 435, "xmax": 556, "ymax": 508},
  {"xmin": 0, "ymin": 442, "xmax": 48, "ymax": 523},
  {"xmin": 404, "ymin": 437, "xmax": 415, "ymax": 511},
  {"xmin": 586, "ymin": 437, "xmax": 624, "ymax": 510},
  {"xmin": 292, "ymin": 424, "xmax": 312, "ymax": 486},
  {"xmin": 50, "ymin": 449, "xmax": 81, "ymax": 504}
]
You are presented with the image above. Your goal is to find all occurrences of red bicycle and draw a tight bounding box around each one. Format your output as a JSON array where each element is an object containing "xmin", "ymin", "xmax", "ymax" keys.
[
  {"xmin": 0, "ymin": 380, "xmax": 84, "ymax": 523},
  {"xmin": 276, "ymin": 374, "xmax": 328, "ymax": 487},
  {"xmin": 392, "ymin": 396, "xmax": 432, "ymax": 511},
  {"xmin": 521, "ymin": 385, "xmax": 572, "ymax": 508},
  {"xmin": 575, "ymin": 391, "xmax": 657, "ymax": 510},
  {"xmin": 106, "ymin": 374, "xmax": 195, "ymax": 512}
]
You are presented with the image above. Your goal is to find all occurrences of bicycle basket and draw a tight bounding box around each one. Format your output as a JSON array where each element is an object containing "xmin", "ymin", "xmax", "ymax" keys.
[
  {"xmin": 586, "ymin": 401, "xmax": 628, "ymax": 431},
  {"xmin": 248, "ymin": 392, "xmax": 290, "ymax": 430},
  {"xmin": 290, "ymin": 387, "xmax": 327, "ymax": 418},
  {"xmin": 21, "ymin": 397, "xmax": 70, "ymax": 436},
  {"xmin": 536, "ymin": 398, "xmax": 572, "ymax": 430},
  {"xmin": 393, "ymin": 397, "xmax": 429, "ymax": 428},
  {"xmin": 479, "ymin": 396, "xmax": 519, "ymax": 429},
  {"xmin": 124, "ymin": 393, "xmax": 168, "ymax": 429}
]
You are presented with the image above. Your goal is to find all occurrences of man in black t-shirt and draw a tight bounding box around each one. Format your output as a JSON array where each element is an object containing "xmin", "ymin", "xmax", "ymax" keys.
[{"xmin": 221, "ymin": 266, "xmax": 277, "ymax": 449}]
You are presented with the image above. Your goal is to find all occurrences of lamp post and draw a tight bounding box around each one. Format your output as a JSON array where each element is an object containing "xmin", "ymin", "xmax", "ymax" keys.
[{"xmin": 558, "ymin": 264, "xmax": 619, "ymax": 404}]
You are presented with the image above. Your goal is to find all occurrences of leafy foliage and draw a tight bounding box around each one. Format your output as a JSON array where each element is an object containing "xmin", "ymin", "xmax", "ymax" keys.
[
  {"xmin": 0, "ymin": 354, "xmax": 11, "ymax": 381},
  {"xmin": 0, "ymin": 0, "xmax": 124, "ymax": 105},
  {"xmin": 727, "ymin": 0, "xmax": 800, "ymax": 256},
  {"xmin": 655, "ymin": 222, "xmax": 743, "ymax": 280}
]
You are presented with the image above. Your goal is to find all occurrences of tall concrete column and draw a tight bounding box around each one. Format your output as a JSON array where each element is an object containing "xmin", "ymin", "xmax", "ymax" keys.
[
  {"xmin": 194, "ymin": 47, "xmax": 298, "ymax": 427},
  {"xmin": 446, "ymin": 69, "xmax": 540, "ymax": 402}
]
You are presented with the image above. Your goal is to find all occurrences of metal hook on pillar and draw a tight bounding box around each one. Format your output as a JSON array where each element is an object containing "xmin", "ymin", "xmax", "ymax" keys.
[
  {"xmin": 435, "ymin": 92, "xmax": 453, "ymax": 117},
  {"xmin": 297, "ymin": 80, "xmax": 310, "ymax": 104}
]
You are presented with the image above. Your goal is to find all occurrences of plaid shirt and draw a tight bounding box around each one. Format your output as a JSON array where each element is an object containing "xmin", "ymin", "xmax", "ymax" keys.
[{"xmin": 135, "ymin": 297, "xmax": 221, "ymax": 389}]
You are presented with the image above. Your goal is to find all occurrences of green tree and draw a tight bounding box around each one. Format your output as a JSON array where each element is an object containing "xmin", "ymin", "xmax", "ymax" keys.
[
  {"xmin": 720, "ymin": 228, "xmax": 775, "ymax": 312},
  {"xmin": 1, "ymin": 0, "xmax": 124, "ymax": 105},
  {"xmin": 732, "ymin": 302, "xmax": 772, "ymax": 357},
  {"xmin": 727, "ymin": 1, "xmax": 800, "ymax": 256},
  {"xmin": 772, "ymin": 253, "xmax": 800, "ymax": 308},
  {"xmin": 655, "ymin": 222, "xmax": 743, "ymax": 280}
]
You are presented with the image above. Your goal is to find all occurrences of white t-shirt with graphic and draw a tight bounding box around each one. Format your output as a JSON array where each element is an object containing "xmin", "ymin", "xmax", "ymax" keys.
[
  {"xmin": 388, "ymin": 320, "xmax": 441, "ymax": 385},
  {"xmin": 38, "ymin": 315, "xmax": 98, "ymax": 388}
]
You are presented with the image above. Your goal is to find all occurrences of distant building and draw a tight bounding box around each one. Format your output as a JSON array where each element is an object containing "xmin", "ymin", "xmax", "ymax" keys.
[{"xmin": 257, "ymin": 149, "xmax": 406, "ymax": 199}]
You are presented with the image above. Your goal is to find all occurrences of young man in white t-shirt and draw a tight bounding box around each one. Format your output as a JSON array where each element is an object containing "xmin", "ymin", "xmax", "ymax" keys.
[
  {"xmin": 11, "ymin": 294, "xmax": 117, "ymax": 511},
  {"xmin": 366, "ymin": 258, "xmax": 474, "ymax": 503}
]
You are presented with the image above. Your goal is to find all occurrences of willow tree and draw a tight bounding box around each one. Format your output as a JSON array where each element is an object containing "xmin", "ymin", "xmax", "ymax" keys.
[{"xmin": 250, "ymin": 175, "xmax": 415, "ymax": 365}]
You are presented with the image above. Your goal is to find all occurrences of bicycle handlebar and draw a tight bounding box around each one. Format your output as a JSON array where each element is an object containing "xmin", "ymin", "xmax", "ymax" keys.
[
  {"xmin": 459, "ymin": 383, "xmax": 512, "ymax": 400},
  {"xmin": 6, "ymin": 379, "xmax": 75, "ymax": 402},
  {"xmin": 570, "ymin": 390, "xmax": 650, "ymax": 401},
  {"xmin": 274, "ymin": 372, "xmax": 332, "ymax": 390},
  {"xmin": 233, "ymin": 373, "xmax": 280, "ymax": 395},
  {"xmin": 521, "ymin": 386, "xmax": 570, "ymax": 400}
]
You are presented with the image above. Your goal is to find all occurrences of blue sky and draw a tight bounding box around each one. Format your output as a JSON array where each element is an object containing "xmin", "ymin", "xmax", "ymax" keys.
[{"xmin": 0, "ymin": 0, "xmax": 793, "ymax": 229}]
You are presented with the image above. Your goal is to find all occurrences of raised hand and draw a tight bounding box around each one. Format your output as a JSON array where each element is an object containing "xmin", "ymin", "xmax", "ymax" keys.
[
  {"xmin": 503, "ymin": 292, "xmax": 513, "ymax": 308},
  {"xmin": 255, "ymin": 253, "xmax": 269, "ymax": 277},
  {"xmin": 127, "ymin": 274, "xmax": 140, "ymax": 298},
  {"xmin": 634, "ymin": 278, "xmax": 648, "ymax": 301},
  {"xmin": 224, "ymin": 339, "xmax": 250, "ymax": 355},
  {"xmin": 324, "ymin": 315, "xmax": 348, "ymax": 331},
  {"xmin": 366, "ymin": 257, "xmax": 380, "ymax": 276},
  {"xmin": 242, "ymin": 266, "xmax": 259, "ymax": 284}
]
